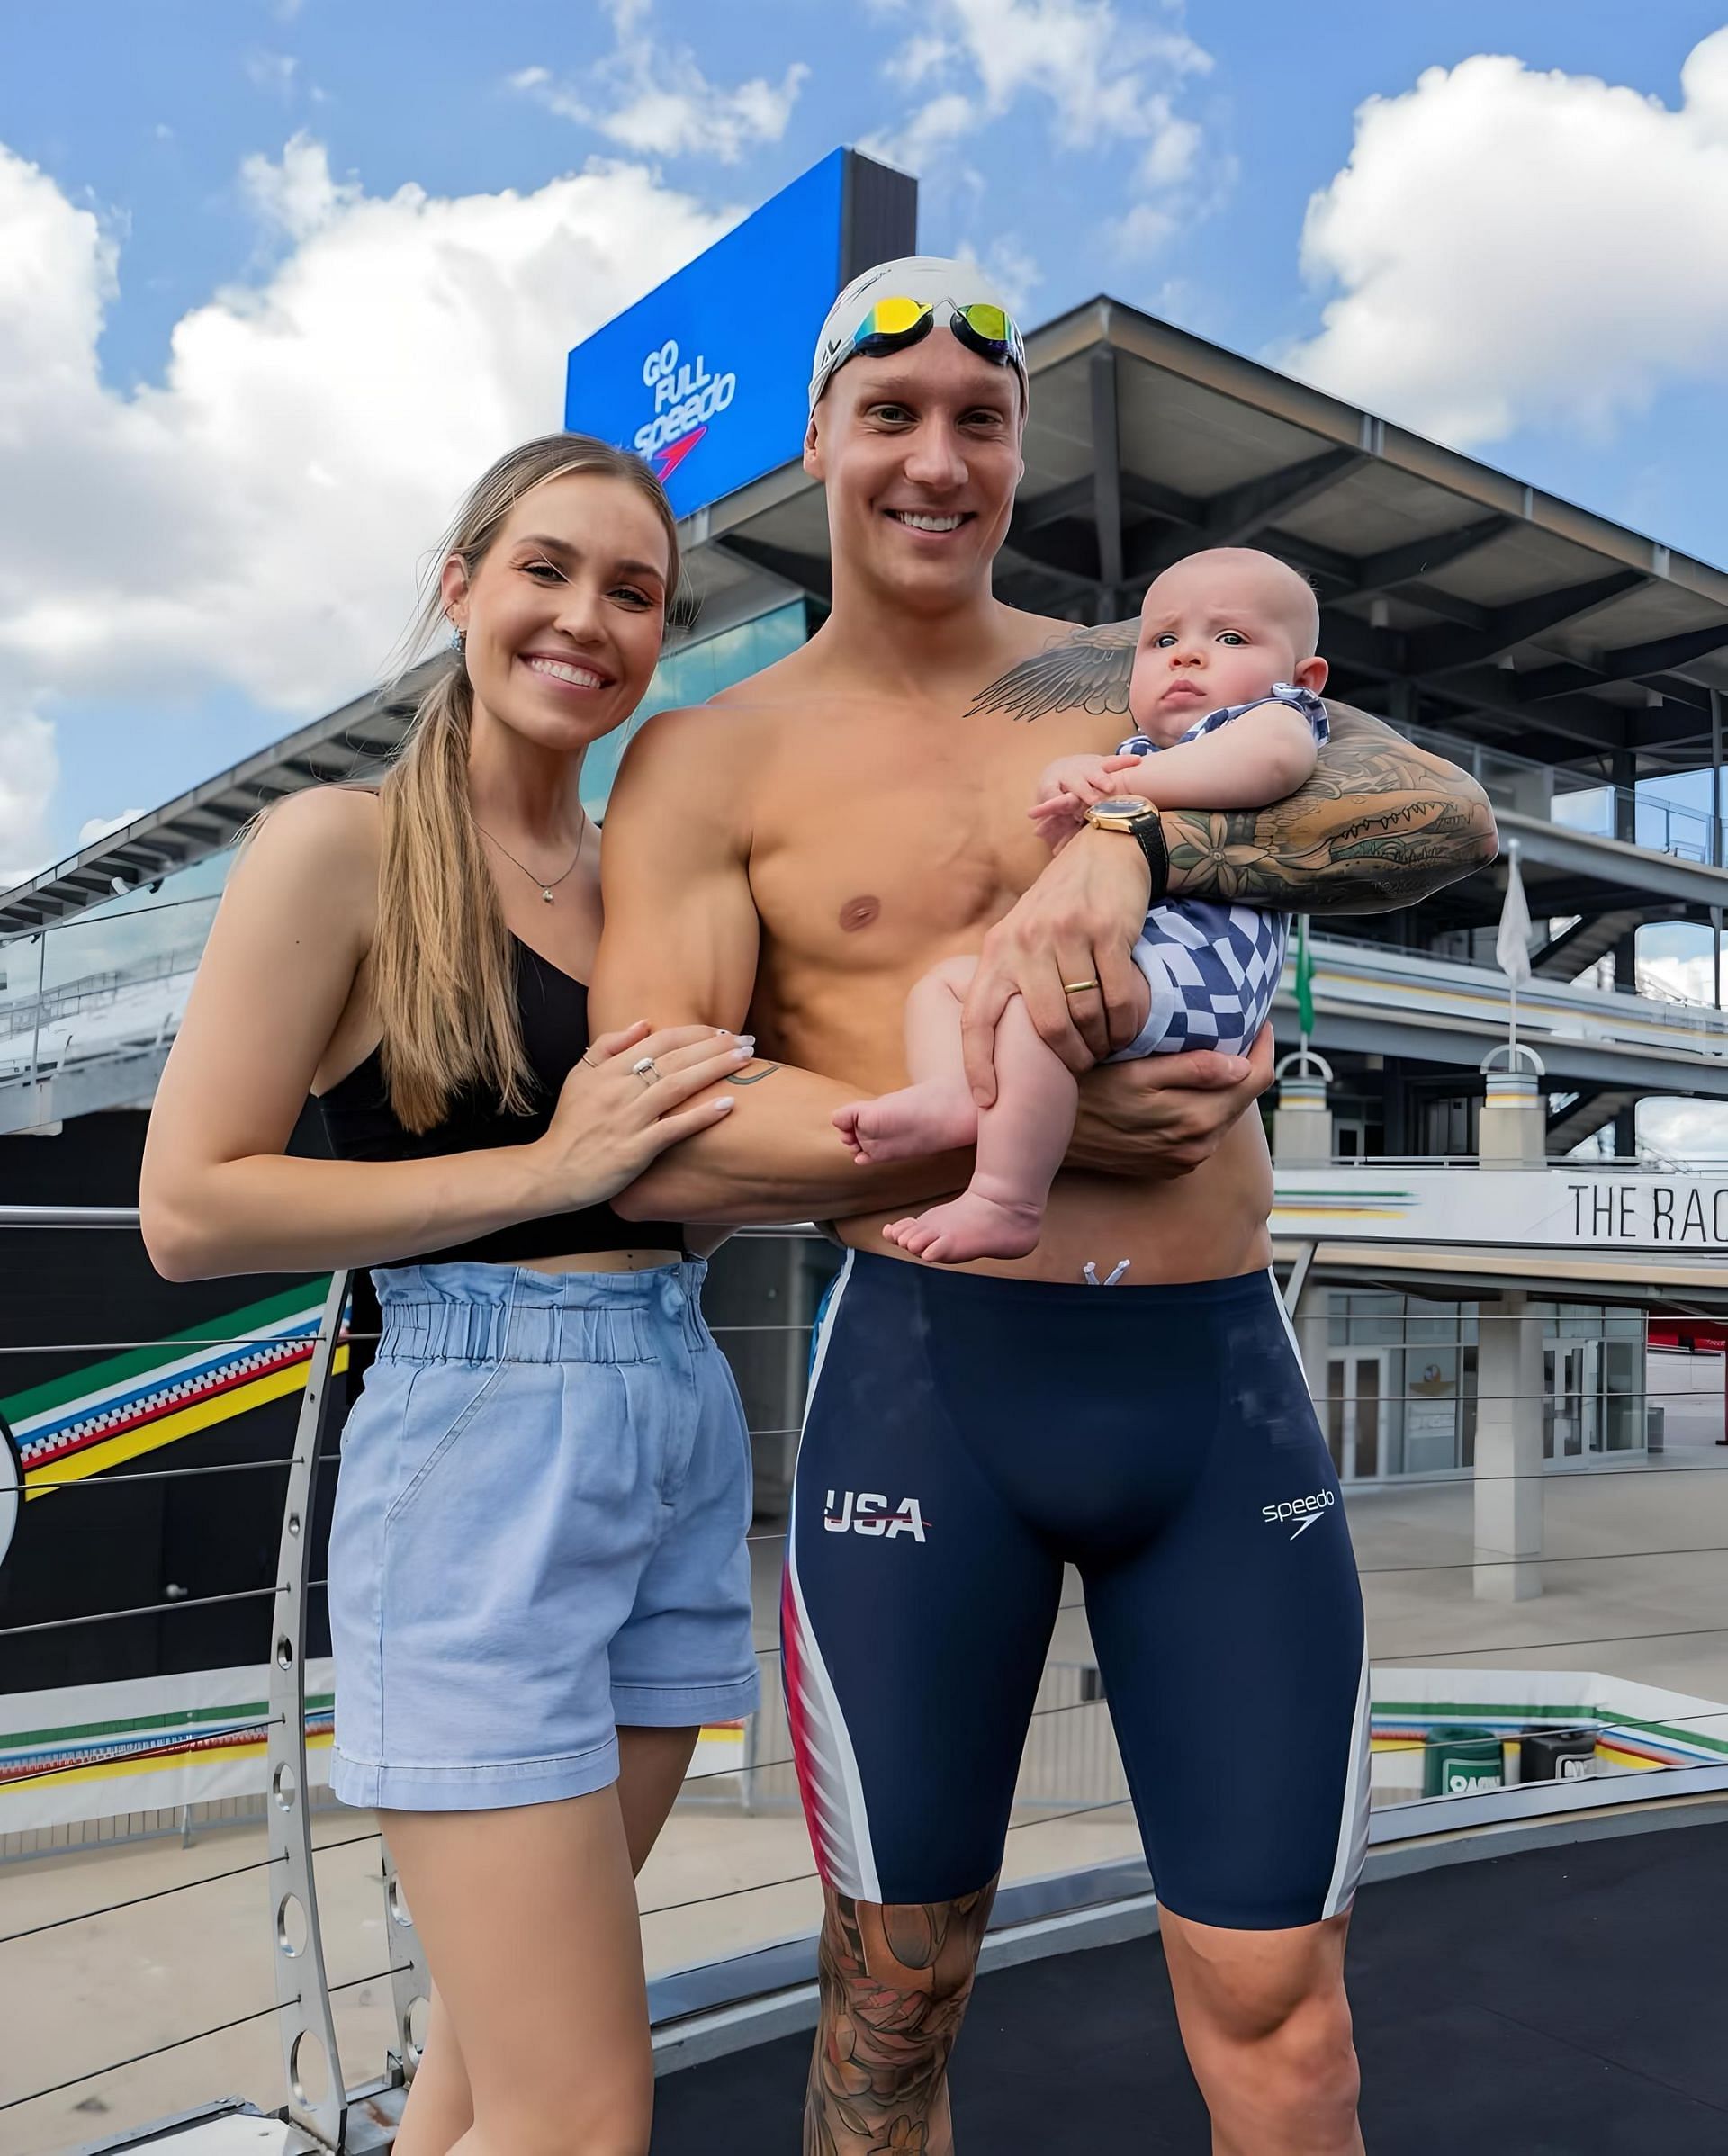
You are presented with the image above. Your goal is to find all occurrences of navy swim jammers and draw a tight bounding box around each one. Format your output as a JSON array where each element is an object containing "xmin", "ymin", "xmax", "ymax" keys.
[{"xmin": 783, "ymin": 1253, "xmax": 1370, "ymax": 1931}]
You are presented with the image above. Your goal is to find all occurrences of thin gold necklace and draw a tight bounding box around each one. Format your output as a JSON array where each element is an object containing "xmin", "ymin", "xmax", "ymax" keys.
[{"xmin": 475, "ymin": 814, "xmax": 587, "ymax": 904}]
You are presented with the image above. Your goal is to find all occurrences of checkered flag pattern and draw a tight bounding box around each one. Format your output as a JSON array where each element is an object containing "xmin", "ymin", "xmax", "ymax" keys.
[
  {"xmin": 1120, "ymin": 901, "xmax": 1291, "ymax": 1059},
  {"xmin": 1108, "ymin": 684, "xmax": 1323, "ymax": 1062}
]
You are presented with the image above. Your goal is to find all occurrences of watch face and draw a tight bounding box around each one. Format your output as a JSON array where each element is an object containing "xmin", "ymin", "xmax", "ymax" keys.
[{"xmin": 1094, "ymin": 797, "xmax": 1153, "ymax": 822}]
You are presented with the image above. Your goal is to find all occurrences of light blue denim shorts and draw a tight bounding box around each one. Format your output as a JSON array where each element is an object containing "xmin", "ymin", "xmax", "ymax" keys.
[{"xmin": 327, "ymin": 1259, "xmax": 760, "ymax": 1812}]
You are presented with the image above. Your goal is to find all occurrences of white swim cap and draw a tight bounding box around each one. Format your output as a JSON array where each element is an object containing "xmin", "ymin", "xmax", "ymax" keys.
[{"xmin": 807, "ymin": 256, "xmax": 1029, "ymax": 414}]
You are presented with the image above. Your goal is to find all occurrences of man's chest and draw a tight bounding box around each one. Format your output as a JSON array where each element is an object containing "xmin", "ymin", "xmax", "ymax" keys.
[{"xmin": 745, "ymin": 705, "xmax": 1123, "ymax": 975}]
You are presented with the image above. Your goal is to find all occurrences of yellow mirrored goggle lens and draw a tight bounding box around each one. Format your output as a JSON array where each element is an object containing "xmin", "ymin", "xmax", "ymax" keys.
[
  {"xmin": 864, "ymin": 297, "xmax": 931, "ymax": 337},
  {"xmin": 959, "ymin": 303, "xmax": 1009, "ymax": 343}
]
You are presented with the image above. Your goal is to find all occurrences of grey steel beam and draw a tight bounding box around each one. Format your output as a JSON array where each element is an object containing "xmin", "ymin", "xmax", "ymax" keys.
[
  {"xmin": 1500, "ymin": 808, "xmax": 1728, "ymax": 906},
  {"xmin": 1089, "ymin": 347, "xmax": 1124, "ymax": 594},
  {"xmin": 1141, "ymin": 447, "xmax": 1368, "ymax": 578},
  {"xmin": 710, "ymin": 534, "xmax": 832, "ymax": 603},
  {"xmin": 1347, "ymin": 516, "xmax": 1514, "ymax": 597},
  {"xmin": 1277, "ymin": 1000, "xmax": 1728, "ymax": 1098},
  {"xmin": 1519, "ymin": 621, "xmax": 1728, "ymax": 699},
  {"xmin": 1408, "ymin": 570, "xmax": 1647, "ymax": 677}
]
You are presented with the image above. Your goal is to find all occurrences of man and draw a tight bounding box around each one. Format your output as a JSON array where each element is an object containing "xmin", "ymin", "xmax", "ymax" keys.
[{"xmin": 594, "ymin": 258, "xmax": 1496, "ymax": 2154}]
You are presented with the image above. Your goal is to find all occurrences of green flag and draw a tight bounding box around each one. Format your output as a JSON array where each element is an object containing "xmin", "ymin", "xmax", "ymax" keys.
[{"xmin": 1295, "ymin": 914, "xmax": 1315, "ymax": 1039}]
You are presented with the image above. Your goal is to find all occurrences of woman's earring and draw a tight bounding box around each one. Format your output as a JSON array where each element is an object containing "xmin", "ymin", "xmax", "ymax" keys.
[{"xmin": 449, "ymin": 624, "xmax": 466, "ymax": 655}]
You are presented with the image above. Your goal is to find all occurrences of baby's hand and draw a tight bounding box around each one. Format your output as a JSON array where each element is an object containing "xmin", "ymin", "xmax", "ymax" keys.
[{"xmin": 1029, "ymin": 752, "xmax": 1148, "ymax": 846}]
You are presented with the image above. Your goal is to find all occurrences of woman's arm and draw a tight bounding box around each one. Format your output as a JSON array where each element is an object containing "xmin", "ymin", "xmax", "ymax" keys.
[{"xmin": 140, "ymin": 788, "xmax": 740, "ymax": 1279}]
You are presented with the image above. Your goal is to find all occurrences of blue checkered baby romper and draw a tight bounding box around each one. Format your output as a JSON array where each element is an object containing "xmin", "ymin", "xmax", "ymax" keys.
[{"xmin": 1107, "ymin": 685, "xmax": 1328, "ymax": 1062}]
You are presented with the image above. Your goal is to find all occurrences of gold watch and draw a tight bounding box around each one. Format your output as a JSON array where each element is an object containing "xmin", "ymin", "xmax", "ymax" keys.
[{"xmin": 1083, "ymin": 796, "xmax": 1169, "ymax": 901}]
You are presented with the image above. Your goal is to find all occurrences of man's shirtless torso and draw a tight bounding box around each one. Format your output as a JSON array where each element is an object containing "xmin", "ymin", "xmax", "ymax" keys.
[{"xmin": 692, "ymin": 611, "xmax": 1272, "ymax": 1284}]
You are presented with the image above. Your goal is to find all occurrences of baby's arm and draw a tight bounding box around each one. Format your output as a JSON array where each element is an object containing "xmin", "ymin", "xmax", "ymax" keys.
[
  {"xmin": 1108, "ymin": 699, "xmax": 1318, "ymax": 813},
  {"xmin": 1030, "ymin": 751, "xmax": 1148, "ymax": 845}
]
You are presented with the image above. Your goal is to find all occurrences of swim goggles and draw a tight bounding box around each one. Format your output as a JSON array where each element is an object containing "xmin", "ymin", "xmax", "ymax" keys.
[{"xmin": 815, "ymin": 297, "xmax": 1027, "ymax": 403}]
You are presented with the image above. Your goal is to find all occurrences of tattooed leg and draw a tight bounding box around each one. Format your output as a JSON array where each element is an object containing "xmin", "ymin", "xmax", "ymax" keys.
[{"xmin": 805, "ymin": 1882, "xmax": 997, "ymax": 2156}]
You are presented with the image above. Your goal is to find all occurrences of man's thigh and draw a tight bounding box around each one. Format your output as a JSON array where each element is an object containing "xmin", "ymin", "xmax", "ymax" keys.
[
  {"xmin": 1084, "ymin": 1280, "xmax": 1370, "ymax": 1931},
  {"xmin": 784, "ymin": 1252, "xmax": 1063, "ymax": 1902}
]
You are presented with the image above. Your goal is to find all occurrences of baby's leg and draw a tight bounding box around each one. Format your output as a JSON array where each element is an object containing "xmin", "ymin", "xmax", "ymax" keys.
[
  {"xmin": 832, "ymin": 957, "xmax": 981, "ymax": 1164},
  {"xmin": 885, "ymin": 996, "xmax": 1080, "ymax": 1263}
]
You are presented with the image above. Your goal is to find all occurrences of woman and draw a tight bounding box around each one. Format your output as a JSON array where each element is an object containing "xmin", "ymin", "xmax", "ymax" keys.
[{"xmin": 141, "ymin": 434, "xmax": 757, "ymax": 2156}]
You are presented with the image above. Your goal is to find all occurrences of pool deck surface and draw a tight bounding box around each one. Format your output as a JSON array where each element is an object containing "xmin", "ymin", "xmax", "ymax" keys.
[{"xmin": 652, "ymin": 1819, "xmax": 1728, "ymax": 2155}]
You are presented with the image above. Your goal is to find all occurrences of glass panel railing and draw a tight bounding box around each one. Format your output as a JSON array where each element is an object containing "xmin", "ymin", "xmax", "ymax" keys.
[{"xmin": 1411, "ymin": 723, "xmax": 1722, "ymax": 867}]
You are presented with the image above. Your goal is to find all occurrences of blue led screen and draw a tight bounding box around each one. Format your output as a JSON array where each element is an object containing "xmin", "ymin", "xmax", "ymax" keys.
[{"xmin": 563, "ymin": 150, "xmax": 848, "ymax": 520}]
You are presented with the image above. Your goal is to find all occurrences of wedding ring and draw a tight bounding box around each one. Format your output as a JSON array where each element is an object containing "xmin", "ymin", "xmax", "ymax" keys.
[
  {"xmin": 1062, "ymin": 978, "xmax": 1101, "ymax": 996},
  {"xmin": 630, "ymin": 1056, "xmax": 662, "ymax": 1085}
]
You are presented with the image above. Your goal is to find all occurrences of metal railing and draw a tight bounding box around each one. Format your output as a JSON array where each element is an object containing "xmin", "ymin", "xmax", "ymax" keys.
[
  {"xmin": 1410, "ymin": 723, "xmax": 1722, "ymax": 867},
  {"xmin": 4, "ymin": 1213, "xmax": 1728, "ymax": 2151}
]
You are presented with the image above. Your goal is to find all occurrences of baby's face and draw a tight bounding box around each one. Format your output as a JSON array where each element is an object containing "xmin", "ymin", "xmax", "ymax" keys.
[{"xmin": 1129, "ymin": 555, "xmax": 1308, "ymax": 741}]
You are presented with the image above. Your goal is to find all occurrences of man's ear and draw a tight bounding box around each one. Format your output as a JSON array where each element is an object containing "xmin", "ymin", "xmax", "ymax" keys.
[
  {"xmin": 1295, "ymin": 655, "xmax": 1329, "ymax": 694},
  {"xmin": 802, "ymin": 413, "xmax": 823, "ymax": 479}
]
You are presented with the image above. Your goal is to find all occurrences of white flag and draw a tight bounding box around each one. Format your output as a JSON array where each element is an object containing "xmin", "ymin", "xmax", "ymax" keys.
[{"xmin": 1496, "ymin": 842, "xmax": 1532, "ymax": 988}]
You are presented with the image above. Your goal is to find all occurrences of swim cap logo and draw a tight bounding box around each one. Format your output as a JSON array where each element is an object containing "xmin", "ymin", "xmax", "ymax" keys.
[{"xmin": 635, "ymin": 337, "xmax": 737, "ymax": 485}]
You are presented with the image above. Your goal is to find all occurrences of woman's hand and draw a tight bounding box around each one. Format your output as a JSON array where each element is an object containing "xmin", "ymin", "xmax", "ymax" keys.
[
  {"xmin": 1068, "ymin": 1024, "xmax": 1274, "ymax": 1180},
  {"xmin": 528, "ymin": 1021, "xmax": 753, "ymax": 1209},
  {"xmin": 961, "ymin": 824, "xmax": 1152, "ymax": 1104}
]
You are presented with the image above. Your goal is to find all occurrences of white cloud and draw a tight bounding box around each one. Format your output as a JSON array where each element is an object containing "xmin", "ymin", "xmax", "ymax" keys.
[
  {"xmin": 862, "ymin": 92, "xmax": 981, "ymax": 175},
  {"xmin": 0, "ymin": 137, "xmax": 732, "ymax": 873},
  {"xmin": 243, "ymin": 49, "xmax": 299, "ymax": 99},
  {"xmin": 979, "ymin": 234, "xmax": 1042, "ymax": 317},
  {"xmin": 870, "ymin": 0, "xmax": 1213, "ymax": 252},
  {"xmin": 1282, "ymin": 31, "xmax": 1728, "ymax": 446},
  {"xmin": 886, "ymin": 34, "xmax": 955, "ymax": 90},
  {"xmin": 0, "ymin": 714, "xmax": 57, "ymax": 885},
  {"xmin": 240, "ymin": 131, "xmax": 356, "ymax": 239},
  {"xmin": 78, "ymin": 808, "xmax": 148, "ymax": 848},
  {"xmin": 511, "ymin": 4, "xmax": 809, "ymax": 166},
  {"xmin": 877, "ymin": 1, "xmax": 1210, "ymax": 148}
]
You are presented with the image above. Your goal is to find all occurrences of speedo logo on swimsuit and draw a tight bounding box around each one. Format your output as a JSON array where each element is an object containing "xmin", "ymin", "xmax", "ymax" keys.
[
  {"xmin": 823, "ymin": 1490, "xmax": 929, "ymax": 1542},
  {"xmin": 1262, "ymin": 1488, "xmax": 1336, "ymax": 1539}
]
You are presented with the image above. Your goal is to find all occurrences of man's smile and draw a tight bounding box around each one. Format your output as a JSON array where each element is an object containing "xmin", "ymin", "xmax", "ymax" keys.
[{"xmin": 884, "ymin": 509, "xmax": 973, "ymax": 534}]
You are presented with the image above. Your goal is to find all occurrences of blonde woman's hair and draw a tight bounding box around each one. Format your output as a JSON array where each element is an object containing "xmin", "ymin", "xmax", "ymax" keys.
[{"xmin": 374, "ymin": 432, "xmax": 680, "ymax": 1132}]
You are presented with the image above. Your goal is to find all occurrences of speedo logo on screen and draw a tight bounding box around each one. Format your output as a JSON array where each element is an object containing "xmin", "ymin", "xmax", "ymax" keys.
[
  {"xmin": 1262, "ymin": 1487, "xmax": 1336, "ymax": 1539},
  {"xmin": 634, "ymin": 337, "xmax": 738, "ymax": 484}
]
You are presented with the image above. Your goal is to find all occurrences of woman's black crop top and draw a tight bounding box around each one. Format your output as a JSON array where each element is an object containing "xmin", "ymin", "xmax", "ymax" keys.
[{"xmin": 316, "ymin": 937, "xmax": 684, "ymax": 1265}]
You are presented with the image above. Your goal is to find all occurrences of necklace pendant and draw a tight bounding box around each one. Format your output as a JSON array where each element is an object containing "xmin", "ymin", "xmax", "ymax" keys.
[{"xmin": 541, "ymin": 887, "xmax": 554, "ymax": 903}]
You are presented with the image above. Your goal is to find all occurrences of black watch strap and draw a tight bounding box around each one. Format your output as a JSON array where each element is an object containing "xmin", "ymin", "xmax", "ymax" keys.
[{"xmin": 1128, "ymin": 805, "xmax": 1169, "ymax": 904}]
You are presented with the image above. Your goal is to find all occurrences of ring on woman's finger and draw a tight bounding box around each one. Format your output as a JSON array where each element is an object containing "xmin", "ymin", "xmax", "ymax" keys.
[
  {"xmin": 1062, "ymin": 978, "xmax": 1101, "ymax": 996},
  {"xmin": 580, "ymin": 1050, "xmax": 602, "ymax": 1068},
  {"xmin": 630, "ymin": 1056, "xmax": 662, "ymax": 1086}
]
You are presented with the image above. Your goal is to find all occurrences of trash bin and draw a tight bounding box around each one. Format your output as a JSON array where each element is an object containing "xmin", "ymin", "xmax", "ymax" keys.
[
  {"xmin": 1423, "ymin": 1724, "xmax": 1506, "ymax": 1798},
  {"xmin": 1518, "ymin": 1726, "xmax": 1598, "ymax": 1783}
]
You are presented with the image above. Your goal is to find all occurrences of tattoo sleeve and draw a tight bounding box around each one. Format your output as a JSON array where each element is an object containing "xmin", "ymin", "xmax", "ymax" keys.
[
  {"xmin": 968, "ymin": 623, "xmax": 1498, "ymax": 917},
  {"xmin": 806, "ymin": 1883, "xmax": 997, "ymax": 2156},
  {"xmin": 1162, "ymin": 703, "xmax": 1498, "ymax": 914}
]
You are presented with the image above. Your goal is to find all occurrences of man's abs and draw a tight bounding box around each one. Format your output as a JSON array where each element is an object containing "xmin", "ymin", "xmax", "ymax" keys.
[{"xmin": 837, "ymin": 1113, "xmax": 1274, "ymax": 1286}]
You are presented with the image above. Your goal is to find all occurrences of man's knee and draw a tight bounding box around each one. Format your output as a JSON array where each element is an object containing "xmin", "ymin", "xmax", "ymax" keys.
[
  {"xmin": 1198, "ymin": 1973, "xmax": 1358, "ymax": 2136},
  {"xmin": 815, "ymin": 1889, "xmax": 994, "ymax": 2053}
]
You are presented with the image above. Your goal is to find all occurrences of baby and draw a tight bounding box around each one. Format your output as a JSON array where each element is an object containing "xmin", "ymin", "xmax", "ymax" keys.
[{"xmin": 833, "ymin": 546, "xmax": 1328, "ymax": 1264}]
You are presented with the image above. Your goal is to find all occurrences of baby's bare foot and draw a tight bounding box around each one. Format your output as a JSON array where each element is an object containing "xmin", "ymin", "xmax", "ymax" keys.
[
  {"xmin": 884, "ymin": 1190, "xmax": 1044, "ymax": 1264},
  {"xmin": 832, "ymin": 1081, "xmax": 977, "ymax": 1165}
]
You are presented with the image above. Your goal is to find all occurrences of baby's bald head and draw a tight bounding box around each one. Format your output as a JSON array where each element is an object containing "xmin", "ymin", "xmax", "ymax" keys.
[{"xmin": 1145, "ymin": 548, "xmax": 1320, "ymax": 660}]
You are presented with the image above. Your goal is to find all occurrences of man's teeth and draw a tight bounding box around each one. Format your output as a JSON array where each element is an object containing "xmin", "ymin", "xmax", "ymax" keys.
[
  {"xmin": 892, "ymin": 511, "xmax": 966, "ymax": 532},
  {"xmin": 527, "ymin": 657, "xmax": 606, "ymax": 688}
]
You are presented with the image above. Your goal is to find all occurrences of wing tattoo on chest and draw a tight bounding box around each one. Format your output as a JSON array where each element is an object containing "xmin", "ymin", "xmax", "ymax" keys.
[{"xmin": 967, "ymin": 618, "xmax": 1139, "ymax": 723}]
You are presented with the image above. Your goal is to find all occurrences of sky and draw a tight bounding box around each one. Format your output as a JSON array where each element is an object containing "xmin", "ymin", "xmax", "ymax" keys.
[{"xmin": 2, "ymin": 0, "xmax": 1727, "ymax": 882}]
